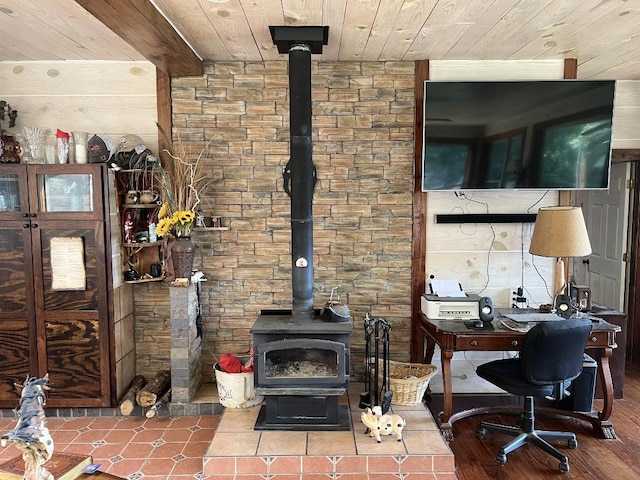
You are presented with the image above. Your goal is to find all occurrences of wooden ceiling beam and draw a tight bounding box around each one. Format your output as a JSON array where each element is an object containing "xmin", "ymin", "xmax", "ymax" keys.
[{"xmin": 73, "ymin": 0, "xmax": 203, "ymax": 77}]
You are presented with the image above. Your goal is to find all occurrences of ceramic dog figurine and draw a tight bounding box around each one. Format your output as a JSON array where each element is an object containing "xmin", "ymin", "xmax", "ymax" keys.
[{"xmin": 361, "ymin": 406, "xmax": 406, "ymax": 443}]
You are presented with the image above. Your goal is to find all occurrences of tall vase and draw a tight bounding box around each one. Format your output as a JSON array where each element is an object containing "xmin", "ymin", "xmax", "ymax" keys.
[
  {"xmin": 22, "ymin": 126, "xmax": 50, "ymax": 163},
  {"xmin": 171, "ymin": 236, "xmax": 195, "ymax": 279},
  {"xmin": 72, "ymin": 131, "xmax": 89, "ymax": 164}
]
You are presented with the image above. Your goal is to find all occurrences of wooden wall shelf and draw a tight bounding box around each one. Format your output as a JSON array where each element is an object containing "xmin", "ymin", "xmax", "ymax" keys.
[{"xmin": 125, "ymin": 277, "xmax": 165, "ymax": 284}]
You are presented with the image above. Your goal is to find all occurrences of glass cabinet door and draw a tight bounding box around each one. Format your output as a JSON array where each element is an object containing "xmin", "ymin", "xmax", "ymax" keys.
[
  {"xmin": 36, "ymin": 172, "xmax": 94, "ymax": 213},
  {"xmin": 0, "ymin": 164, "xmax": 28, "ymax": 219},
  {"xmin": 30, "ymin": 165, "xmax": 104, "ymax": 220},
  {"xmin": 0, "ymin": 172, "xmax": 21, "ymax": 213}
]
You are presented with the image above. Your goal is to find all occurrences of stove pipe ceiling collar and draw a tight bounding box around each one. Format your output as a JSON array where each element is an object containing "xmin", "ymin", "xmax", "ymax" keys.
[{"xmin": 269, "ymin": 26, "xmax": 329, "ymax": 54}]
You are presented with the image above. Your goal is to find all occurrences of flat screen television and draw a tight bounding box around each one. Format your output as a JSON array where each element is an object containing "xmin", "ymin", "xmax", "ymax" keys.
[{"xmin": 422, "ymin": 80, "xmax": 616, "ymax": 191}]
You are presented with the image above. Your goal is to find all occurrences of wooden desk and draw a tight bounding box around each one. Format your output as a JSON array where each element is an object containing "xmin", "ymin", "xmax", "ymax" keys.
[{"xmin": 420, "ymin": 311, "xmax": 621, "ymax": 441}]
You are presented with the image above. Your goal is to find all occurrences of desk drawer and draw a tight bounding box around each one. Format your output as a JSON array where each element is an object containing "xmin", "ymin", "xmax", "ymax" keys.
[
  {"xmin": 456, "ymin": 335, "xmax": 523, "ymax": 351},
  {"xmin": 586, "ymin": 330, "xmax": 614, "ymax": 348}
]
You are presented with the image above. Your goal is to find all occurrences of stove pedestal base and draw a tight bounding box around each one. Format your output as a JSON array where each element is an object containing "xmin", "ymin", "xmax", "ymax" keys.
[{"xmin": 254, "ymin": 395, "xmax": 350, "ymax": 431}]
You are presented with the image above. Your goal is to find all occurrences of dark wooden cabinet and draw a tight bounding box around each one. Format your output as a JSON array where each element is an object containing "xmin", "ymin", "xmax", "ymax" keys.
[{"xmin": 0, "ymin": 164, "xmax": 114, "ymax": 408}]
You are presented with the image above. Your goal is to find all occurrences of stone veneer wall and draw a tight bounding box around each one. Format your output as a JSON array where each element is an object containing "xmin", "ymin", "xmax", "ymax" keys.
[
  {"xmin": 134, "ymin": 282, "xmax": 172, "ymax": 378},
  {"xmin": 134, "ymin": 61, "xmax": 416, "ymax": 384}
]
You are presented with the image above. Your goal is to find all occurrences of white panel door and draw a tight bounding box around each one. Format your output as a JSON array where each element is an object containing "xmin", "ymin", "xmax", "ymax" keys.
[{"xmin": 574, "ymin": 162, "xmax": 630, "ymax": 311}]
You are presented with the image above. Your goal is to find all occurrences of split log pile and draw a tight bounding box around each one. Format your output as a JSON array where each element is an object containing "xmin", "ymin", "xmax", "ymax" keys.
[
  {"xmin": 118, "ymin": 375, "xmax": 147, "ymax": 415},
  {"xmin": 117, "ymin": 370, "xmax": 171, "ymax": 417},
  {"xmin": 146, "ymin": 388, "xmax": 172, "ymax": 418}
]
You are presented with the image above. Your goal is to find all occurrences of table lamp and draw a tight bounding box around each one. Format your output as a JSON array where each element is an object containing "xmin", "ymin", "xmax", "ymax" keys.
[{"xmin": 529, "ymin": 206, "xmax": 592, "ymax": 299}]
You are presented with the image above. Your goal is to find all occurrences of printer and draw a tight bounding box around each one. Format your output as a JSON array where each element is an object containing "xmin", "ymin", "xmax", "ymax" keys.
[
  {"xmin": 420, "ymin": 279, "xmax": 480, "ymax": 319},
  {"xmin": 421, "ymin": 293, "xmax": 481, "ymax": 319}
]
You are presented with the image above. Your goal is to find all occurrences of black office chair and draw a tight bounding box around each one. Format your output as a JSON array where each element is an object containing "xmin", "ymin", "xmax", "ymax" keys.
[{"xmin": 475, "ymin": 318, "xmax": 592, "ymax": 473}]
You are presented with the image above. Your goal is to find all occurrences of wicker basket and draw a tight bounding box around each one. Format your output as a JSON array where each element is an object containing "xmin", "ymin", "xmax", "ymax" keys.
[{"xmin": 378, "ymin": 360, "xmax": 438, "ymax": 406}]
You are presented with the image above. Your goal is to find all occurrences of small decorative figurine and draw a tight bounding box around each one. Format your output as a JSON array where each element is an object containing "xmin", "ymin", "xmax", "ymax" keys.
[
  {"xmin": 361, "ymin": 405, "xmax": 406, "ymax": 443},
  {"xmin": 124, "ymin": 211, "xmax": 134, "ymax": 243},
  {"xmin": 1, "ymin": 375, "xmax": 55, "ymax": 480}
]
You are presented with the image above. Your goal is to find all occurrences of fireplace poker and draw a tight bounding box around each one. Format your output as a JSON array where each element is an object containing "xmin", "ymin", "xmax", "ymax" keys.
[
  {"xmin": 359, "ymin": 313, "xmax": 375, "ymax": 409},
  {"xmin": 379, "ymin": 317, "xmax": 393, "ymax": 414}
]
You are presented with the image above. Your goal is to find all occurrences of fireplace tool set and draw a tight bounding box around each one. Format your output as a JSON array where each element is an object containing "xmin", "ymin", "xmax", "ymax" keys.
[{"xmin": 359, "ymin": 313, "xmax": 393, "ymax": 414}]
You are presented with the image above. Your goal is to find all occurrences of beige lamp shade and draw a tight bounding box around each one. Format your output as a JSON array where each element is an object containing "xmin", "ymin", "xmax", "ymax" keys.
[{"xmin": 529, "ymin": 206, "xmax": 592, "ymax": 258}]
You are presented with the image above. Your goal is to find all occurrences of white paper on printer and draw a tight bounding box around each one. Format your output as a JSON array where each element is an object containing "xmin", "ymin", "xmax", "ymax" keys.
[{"xmin": 430, "ymin": 279, "xmax": 466, "ymax": 297}]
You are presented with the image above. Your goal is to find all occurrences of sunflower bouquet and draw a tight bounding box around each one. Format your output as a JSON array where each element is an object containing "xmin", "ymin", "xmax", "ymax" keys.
[{"xmin": 156, "ymin": 208, "xmax": 196, "ymax": 238}]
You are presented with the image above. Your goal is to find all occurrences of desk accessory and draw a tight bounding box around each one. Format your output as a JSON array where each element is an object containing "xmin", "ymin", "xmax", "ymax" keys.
[
  {"xmin": 479, "ymin": 296, "xmax": 495, "ymax": 321},
  {"xmin": 570, "ymin": 284, "xmax": 592, "ymax": 311},
  {"xmin": 555, "ymin": 294, "xmax": 573, "ymax": 318},
  {"xmin": 463, "ymin": 296, "xmax": 495, "ymax": 330}
]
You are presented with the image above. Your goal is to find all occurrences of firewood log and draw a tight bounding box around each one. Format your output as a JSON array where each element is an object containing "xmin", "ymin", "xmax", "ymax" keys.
[
  {"xmin": 118, "ymin": 375, "xmax": 147, "ymax": 416},
  {"xmin": 136, "ymin": 370, "xmax": 170, "ymax": 407},
  {"xmin": 145, "ymin": 388, "xmax": 171, "ymax": 418}
]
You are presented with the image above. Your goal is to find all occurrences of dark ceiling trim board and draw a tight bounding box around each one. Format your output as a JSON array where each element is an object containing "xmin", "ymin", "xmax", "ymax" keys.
[
  {"xmin": 73, "ymin": 0, "xmax": 203, "ymax": 77},
  {"xmin": 612, "ymin": 149, "xmax": 640, "ymax": 163}
]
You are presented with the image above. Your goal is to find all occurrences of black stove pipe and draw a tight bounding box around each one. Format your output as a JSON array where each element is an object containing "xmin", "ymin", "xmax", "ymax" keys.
[
  {"xmin": 271, "ymin": 26, "xmax": 328, "ymax": 321},
  {"xmin": 287, "ymin": 44, "xmax": 315, "ymax": 321}
]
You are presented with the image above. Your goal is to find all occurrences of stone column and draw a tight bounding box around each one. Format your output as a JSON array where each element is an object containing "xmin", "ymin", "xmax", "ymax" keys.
[{"xmin": 169, "ymin": 283, "xmax": 202, "ymax": 404}]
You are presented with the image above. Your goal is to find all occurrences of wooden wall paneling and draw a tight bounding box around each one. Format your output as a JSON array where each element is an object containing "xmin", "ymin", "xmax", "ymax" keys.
[
  {"xmin": 613, "ymin": 81, "xmax": 640, "ymax": 150},
  {"xmin": 0, "ymin": 61, "xmax": 159, "ymax": 154},
  {"xmin": 0, "ymin": 61, "xmax": 156, "ymax": 95},
  {"xmin": 427, "ymin": 59, "xmax": 565, "ymax": 81},
  {"xmin": 12, "ymin": 97, "xmax": 158, "ymax": 146}
]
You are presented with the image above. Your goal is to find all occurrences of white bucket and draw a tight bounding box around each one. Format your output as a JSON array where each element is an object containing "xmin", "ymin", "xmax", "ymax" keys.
[{"xmin": 214, "ymin": 363, "xmax": 263, "ymax": 408}]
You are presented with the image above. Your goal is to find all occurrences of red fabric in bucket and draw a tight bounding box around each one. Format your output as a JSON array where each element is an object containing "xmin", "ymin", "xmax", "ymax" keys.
[{"xmin": 218, "ymin": 353, "xmax": 253, "ymax": 373}]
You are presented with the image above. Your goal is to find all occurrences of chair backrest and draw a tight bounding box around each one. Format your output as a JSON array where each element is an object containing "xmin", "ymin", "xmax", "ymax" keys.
[{"xmin": 520, "ymin": 318, "xmax": 593, "ymax": 386}]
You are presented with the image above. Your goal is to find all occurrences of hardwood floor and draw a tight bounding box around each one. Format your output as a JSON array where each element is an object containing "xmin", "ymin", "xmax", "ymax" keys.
[{"xmin": 450, "ymin": 363, "xmax": 640, "ymax": 479}]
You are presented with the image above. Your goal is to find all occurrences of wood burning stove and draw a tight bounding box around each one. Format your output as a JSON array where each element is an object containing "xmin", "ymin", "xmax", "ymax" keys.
[
  {"xmin": 251, "ymin": 310, "xmax": 352, "ymax": 430},
  {"xmin": 251, "ymin": 26, "xmax": 353, "ymax": 431}
]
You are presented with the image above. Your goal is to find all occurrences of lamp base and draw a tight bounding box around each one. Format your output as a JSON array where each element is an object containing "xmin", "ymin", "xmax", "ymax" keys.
[{"xmin": 553, "ymin": 257, "xmax": 566, "ymax": 298}]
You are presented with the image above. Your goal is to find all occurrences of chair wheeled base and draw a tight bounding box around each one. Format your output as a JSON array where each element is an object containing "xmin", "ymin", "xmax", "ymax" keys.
[{"xmin": 476, "ymin": 396, "xmax": 576, "ymax": 473}]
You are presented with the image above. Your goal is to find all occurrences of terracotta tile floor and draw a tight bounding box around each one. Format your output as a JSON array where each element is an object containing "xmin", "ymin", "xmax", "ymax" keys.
[
  {"xmin": 203, "ymin": 387, "xmax": 456, "ymax": 479},
  {"xmin": 0, "ymin": 415, "xmax": 217, "ymax": 480},
  {"xmin": 0, "ymin": 383, "xmax": 455, "ymax": 480}
]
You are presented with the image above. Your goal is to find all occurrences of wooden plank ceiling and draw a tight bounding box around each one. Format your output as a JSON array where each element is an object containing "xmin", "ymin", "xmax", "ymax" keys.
[{"xmin": 0, "ymin": 0, "xmax": 638, "ymax": 78}]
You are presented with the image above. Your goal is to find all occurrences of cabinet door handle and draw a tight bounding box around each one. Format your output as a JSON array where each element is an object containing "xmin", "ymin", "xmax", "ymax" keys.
[
  {"xmin": 22, "ymin": 223, "xmax": 30, "ymax": 228},
  {"xmin": 31, "ymin": 223, "xmax": 38, "ymax": 228},
  {"xmin": 590, "ymin": 336, "xmax": 598, "ymax": 343},
  {"xmin": 470, "ymin": 340, "xmax": 478, "ymax": 346},
  {"xmin": 30, "ymin": 213, "xmax": 37, "ymax": 218},
  {"xmin": 511, "ymin": 340, "xmax": 519, "ymax": 347},
  {"xmin": 22, "ymin": 213, "xmax": 29, "ymax": 218}
]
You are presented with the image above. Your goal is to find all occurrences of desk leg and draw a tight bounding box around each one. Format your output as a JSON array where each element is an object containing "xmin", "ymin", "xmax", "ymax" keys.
[
  {"xmin": 423, "ymin": 334, "xmax": 435, "ymax": 364},
  {"xmin": 438, "ymin": 349, "xmax": 455, "ymax": 441},
  {"xmin": 595, "ymin": 347, "xmax": 616, "ymax": 439}
]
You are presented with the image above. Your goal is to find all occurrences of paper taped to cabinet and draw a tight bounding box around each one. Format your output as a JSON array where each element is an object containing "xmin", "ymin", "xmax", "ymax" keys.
[{"xmin": 51, "ymin": 237, "xmax": 86, "ymax": 291}]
